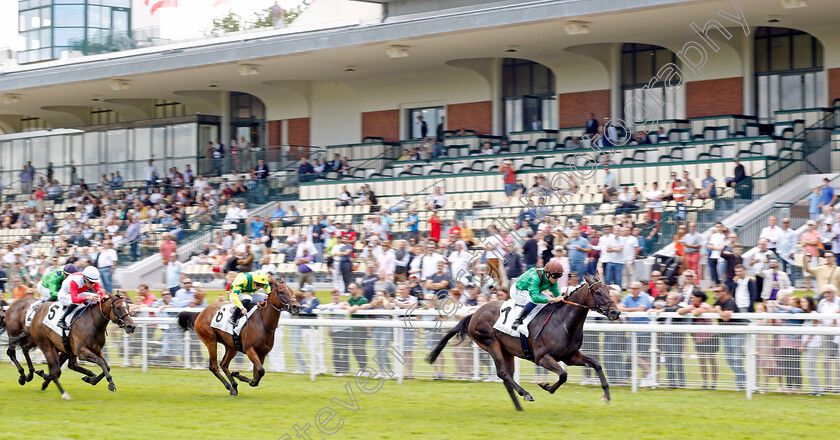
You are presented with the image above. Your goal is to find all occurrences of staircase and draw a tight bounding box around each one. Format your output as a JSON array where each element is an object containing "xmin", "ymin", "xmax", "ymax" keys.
[{"xmin": 800, "ymin": 113, "xmax": 835, "ymax": 174}]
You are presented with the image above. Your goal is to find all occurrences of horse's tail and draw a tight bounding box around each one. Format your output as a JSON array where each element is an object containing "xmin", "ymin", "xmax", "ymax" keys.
[
  {"xmin": 426, "ymin": 315, "xmax": 472, "ymax": 364},
  {"xmin": 177, "ymin": 311, "xmax": 200, "ymax": 331}
]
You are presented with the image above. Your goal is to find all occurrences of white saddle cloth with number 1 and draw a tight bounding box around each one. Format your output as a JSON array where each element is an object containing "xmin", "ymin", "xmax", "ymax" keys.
[
  {"xmin": 210, "ymin": 304, "xmax": 260, "ymax": 336},
  {"xmin": 493, "ymin": 299, "xmax": 546, "ymax": 338}
]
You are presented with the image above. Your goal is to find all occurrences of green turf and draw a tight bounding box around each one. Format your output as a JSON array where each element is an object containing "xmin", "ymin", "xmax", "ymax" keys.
[{"xmin": 0, "ymin": 363, "xmax": 837, "ymax": 440}]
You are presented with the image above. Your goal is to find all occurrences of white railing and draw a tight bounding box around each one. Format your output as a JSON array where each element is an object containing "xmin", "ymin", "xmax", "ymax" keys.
[{"xmin": 6, "ymin": 306, "xmax": 837, "ymax": 400}]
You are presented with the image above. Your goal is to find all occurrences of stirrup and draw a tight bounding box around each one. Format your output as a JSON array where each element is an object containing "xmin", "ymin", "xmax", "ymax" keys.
[{"xmin": 511, "ymin": 319, "xmax": 524, "ymax": 331}]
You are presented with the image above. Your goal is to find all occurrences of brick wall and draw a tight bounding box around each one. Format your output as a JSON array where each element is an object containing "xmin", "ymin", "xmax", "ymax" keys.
[
  {"xmin": 829, "ymin": 68, "xmax": 840, "ymax": 106},
  {"xmin": 686, "ymin": 77, "xmax": 743, "ymax": 118},
  {"xmin": 267, "ymin": 120, "xmax": 282, "ymax": 146},
  {"xmin": 287, "ymin": 117, "xmax": 310, "ymax": 146},
  {"xmin": 557, "ymin": 89, "xmax": 610, "ymax": 128},
  {"xmin": 361, "ymin": 109, "xmax": 400, "ymax": 142},
  {"xmin": 446, "ymin": 101, "xmax": 492, "ymax": 134}
]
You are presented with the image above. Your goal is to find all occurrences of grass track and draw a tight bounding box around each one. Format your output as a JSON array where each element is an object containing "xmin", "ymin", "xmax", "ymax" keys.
[{"xmin": 0, "ymin": 364, "xmax": 837, "ymax": 440}]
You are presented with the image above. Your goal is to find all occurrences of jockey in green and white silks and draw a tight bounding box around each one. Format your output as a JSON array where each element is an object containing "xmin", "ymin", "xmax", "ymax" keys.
[{"xmin": 510, "ymin": 260, "xmax": 564, "ymax": 331}]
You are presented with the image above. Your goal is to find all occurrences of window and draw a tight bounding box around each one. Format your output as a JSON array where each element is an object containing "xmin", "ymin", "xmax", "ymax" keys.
[
  {"xmin": 407, "ymin": 107, "xmax": 445, "ymax": 139},
  {"xmin": 154, "ymin": 100, "xmax": 187, "ymax": 118},
  {"xmin": 90, "ymin": 108, "xmax": 119, "ymax": 125},
  {"xmin": 621, "ymin": 43, "xmax": 683, "ymax": 123},
  {"xmin": 502, "ymin": 58, "xmax": 557, "ymax": 133},
  {"xmin": 754, "ymin": 27, "xmax": 825, "ymax": 122}
]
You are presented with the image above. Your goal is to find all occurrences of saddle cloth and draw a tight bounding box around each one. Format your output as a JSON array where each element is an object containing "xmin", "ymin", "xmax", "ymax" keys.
[
  {"xmin": 493, "ymin": 299, "xmax": 546, "ymax": 338},
  {"xmin": 210, "ymin": 304, "xmax": 259, "ymax": 336},
  {"xmin": 42, "ymin": 303, "xmax": 86, "ymax": 336},
  {"xmin": 24, "ymin": 302, "xmax": 42, "ymax": 329}
]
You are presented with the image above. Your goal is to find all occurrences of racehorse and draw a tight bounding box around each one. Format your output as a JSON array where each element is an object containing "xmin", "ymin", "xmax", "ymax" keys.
[
  {"xmin": 4, "ymin": 297, "xmax": 42, "ymax": 385},
  {"xmin": 177, "ymin": 275, "xmax": 300, "ymax": 396},
  {"xmin": 427, "ymin": 275, "xmax": 620, "ymax": 410},
  {"xmin": 29, "ymin": 294, "xmax": 135, "ymax": 399}
]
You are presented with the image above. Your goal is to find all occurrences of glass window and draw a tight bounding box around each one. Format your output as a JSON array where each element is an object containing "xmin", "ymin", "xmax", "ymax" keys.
[
  {"xmin": 152, "ymin": 127, "xmax": 166, "ymax": 159},
  {"xmin": 41, "ymin": 6, "xmax": 51, "ymax": 27},
  {"xmin": 112, "ymin": 9, "xmax": 129, "ymax": 33},
  {"xmin": 532, "ymin": 64, "xmax": 550, "ymax": 95},
  {"xmin": 173, "ymin": 124, "xmax": 197, "ymax": 157},
  {"xmin": 83, "ymin": 132, "xmax": 100, "ymax": 164},
  {"xmin": 30, "ymin": 137, "xmax": 48, "ymax": 169},
  {"xmin": 107, "ymin": 130, "xmax": 127, "ymax": 163},
  {"xmin": 54, "ymin": 5, "xmax": 85, "ymax": 26},
  {"xmin": 48, "ymin": 135, "xmax": 64, "ymax": 167},
  {"xmin": 792, "ymin": 34, "xmax": 814, "ymax": 70},
  {"xmin": 134, "ymin": 128, "xmax": 151, "ymax": 162},
  {"xmin": 40, "ymin": 28, "xmax": 51, "ymax": 47},
  {"xmin": 20, "ymin": 10, "xmax": 37, "ymax": 31},
  {"xmin": 513, "ymin": 64, "xmax": 530, "ymax": 96},
  {"xmin": 88, "ymin": 5, "xmax": 102, "ymax": 28},
  {"xmin": 54, "ymin": 27, "xmax": 85, "ymax": 47},
  {"xmin": 770, "ymin": 35, "xmax": 791, "ymax": 71}
]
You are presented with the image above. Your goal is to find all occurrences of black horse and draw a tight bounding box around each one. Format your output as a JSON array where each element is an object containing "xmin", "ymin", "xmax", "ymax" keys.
[{"xmin": 427, "ymin": 275, "xmax": 620, "ymax": 410}]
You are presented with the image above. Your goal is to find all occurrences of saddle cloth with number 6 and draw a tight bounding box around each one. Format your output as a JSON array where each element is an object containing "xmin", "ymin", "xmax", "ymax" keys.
[
  {"xmin": 209, "ymin": 304, "xmax": 260, "ymax": 336},
  {"xmin": 493, "ymin": 299, "xmax": 546, "ymax": 338}
]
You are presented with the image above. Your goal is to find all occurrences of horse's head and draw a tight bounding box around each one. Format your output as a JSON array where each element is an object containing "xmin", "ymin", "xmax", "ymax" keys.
[
  {"xmin": 582, "ymin": 275, "xmax": 621, "ymax": 320},
  {"xmin": 101, "ymin": 294, "xmax": 136, "ymax": 333},
  {"xmin": 270, "ymin": 276, "xmax": 300, "ymax": 315}
]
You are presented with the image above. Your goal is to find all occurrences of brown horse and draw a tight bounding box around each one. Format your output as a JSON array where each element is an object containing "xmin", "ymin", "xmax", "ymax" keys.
[
  {"xmin": 427, "ymin": 275, "xmax": 620, "ymax": 410},
  {"xmin": 4, "ymin": 297, "xmax": 42, "ymax": 385},
  {"xmin": 29, "ymin": 294, "xmax": 135, "ymax": 399},
  {"xmin": 178, "ymin": 275, "xmax": 299, "ymax": 396}
]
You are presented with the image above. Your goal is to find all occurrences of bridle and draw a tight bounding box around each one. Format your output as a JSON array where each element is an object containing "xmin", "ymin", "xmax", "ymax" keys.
[
  {"xmin": 100, "ymin": 296, "xmax": 131, "ymax": 328},
  {"xmin": 562, "ymin": 280, "xmax": 612, "ymax": 316},
  {"xmin": 257, "ymin": 278, "xmax": 297, "ymax": 313}
]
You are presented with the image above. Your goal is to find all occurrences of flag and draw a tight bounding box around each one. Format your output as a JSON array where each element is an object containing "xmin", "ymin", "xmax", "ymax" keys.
[{"xmin": 150, "ymin": 0, "xmax": 178, "ymax": 14}]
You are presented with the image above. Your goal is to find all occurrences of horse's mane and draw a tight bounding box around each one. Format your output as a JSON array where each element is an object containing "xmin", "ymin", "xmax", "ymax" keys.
[{"xmin": 0, "ymin": 299, "xmax": 7, "ymax": 308}]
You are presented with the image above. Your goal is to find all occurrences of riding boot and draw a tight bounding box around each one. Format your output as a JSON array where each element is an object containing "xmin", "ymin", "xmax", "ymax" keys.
[
  {"xmin": 229, "ymin": 307, "xmax": 242, "ymax": 326},
  {"xmin": 58, "ymin": 304, "xmax": 78, "ymax": 330},
  {"xmin": 511, "ymin": 307, "xmax": 531, "ymax": 331}
]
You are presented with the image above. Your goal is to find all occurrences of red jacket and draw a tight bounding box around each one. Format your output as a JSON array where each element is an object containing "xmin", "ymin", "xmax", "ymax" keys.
[{"xmin": 65, "ymin": 274, "xmax": 106, "ymax": 304}]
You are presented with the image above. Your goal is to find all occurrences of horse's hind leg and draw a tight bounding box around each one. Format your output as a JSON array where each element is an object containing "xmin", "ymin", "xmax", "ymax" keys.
[
  {"xmin": 536, "ymin": 354, "xmax": 568, "ymax": 394},
  {"xmin": 501, "ymin": 351, "xmax": 533, "ymax": 402},
  {"xmin": 206, "ymin": 336, "xmax": 233, "ymax": 393},
  {"xmin": 41, "ymin": 347, "xmax": 70, "ymax": 400},
  {"xmin": 567, "ymin": 351, "xmax": 611, "ymax": 403},
  {"xmin": 67, "ymin": 355, "xmax": 98, "ymax": 384},
  {"xmin": 21, "ymin": 342, "xmax": 37, "ymax": 383},
  {"xmin": 219, "ymin": 346, "xmax": 240, "ymax": 396},
  {"xmin": 476, "ymin": 339, "xmax": 529, "ymax": 410}
]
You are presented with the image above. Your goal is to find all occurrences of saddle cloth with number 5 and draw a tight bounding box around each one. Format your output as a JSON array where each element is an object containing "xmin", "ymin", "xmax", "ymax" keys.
[
  {"xmin": 493, "ymin": 299, "xmax": 546, "ymax": 338},
  {"xmin": 209, "ymin": 304, "xmax": 260, "ymax": 336}
]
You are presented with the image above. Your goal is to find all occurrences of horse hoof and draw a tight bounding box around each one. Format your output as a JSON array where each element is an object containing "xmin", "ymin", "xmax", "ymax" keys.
[
  {"xmin": 26, "ymin": 373, "xmax": 34, "ymax": 382},
  {"xmin": 41, "ymin": 381, "xmax": 50, "ymax": 391},
  {"xmin": 602, "ymin": 394, "xmax": 610, "ymax": 404},
  {"xmin": 62, "ymin": 392, "xmax": 72, "ymax": 400},
  {"xmin": 18, "ymin": 376, "xmax": 26, "ymax": 386},
  {"xmin": 82, "ymin": 376, "xmax": 92, "ymax": 384},
  {"xmin": 538, "ymin": 382, "xmax": 550, "ymax": 391},
  {"xmin": 523, "ymin": 394, "xmax": 534, "ymax": 401},
  {"xmin": 229, "ymin": 390, "xmax": 238, "ymax": 397},
  {"xmin": 34, "ymin": 370, "xmax": 44, "ymax": 378},
  {"xmin": 108, "ymin": 383, "xmax": 117, "ymax": 392}
]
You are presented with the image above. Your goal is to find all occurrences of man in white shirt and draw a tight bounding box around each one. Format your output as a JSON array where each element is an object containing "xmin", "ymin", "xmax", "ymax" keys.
[
  {"xmin": 759, "ymin": 216, "xmax": 781, "ymax": 253},
  {"xmin": 143, "ymin": 160, "xmax": 157, "ymax": 187},
  {"xmin": 96, "ymin": 240, "xmax": 119, "ymax": 294},
  {"xmin": 224, "ymin": 204, "xmax": 241, "ymax": 223},
  {"xmin": 600, "ymin": 225, "xmax": 624, "ymax": 288},
  {"xmin": 748, "ymin": 238, "xmax": 776, "ymax": 294},
  {"xmin": 447, "ymin": 241, "xmax": 473, "ymax": 285},
  {"xmin": 816, "ymin": 284, "xmax": 840, "ymax": 391},
  {"xmin": 707, "ymin": 226, "xmax": 727, "ymax": 284},
  {"xmin": 419, "ymin": 242, "xmax": 446, "ymax": 282},
  {"xmin": 426, "ymin": 187, "xmax": 448, "ymax": 210},
  {"xmin": 377, "ymin": 241, "xmax": 397, "ymax": 280},
  {"xmin": 645, "ymin": 182, "xmax": 664, "ymax": 223},
  {"xmin": 621, "ymin": 227, "xmax": 640, "ymax": 287}
]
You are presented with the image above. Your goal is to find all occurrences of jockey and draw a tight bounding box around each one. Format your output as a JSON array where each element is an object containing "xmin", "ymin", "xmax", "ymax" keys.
[
  {"xmin": 37, "ymin": 264, "xmax": 78, "ymax": 302},
  {"xmin": 510, "ymin": 260, "xmax": 565, "ymax": 331},
  {"xmin": 57, "ymin": 267, "xmax": 106, "ymax": 330},
  {"xmin": 228, "ymin": 270, "xmax": 271, "ymax": 325}
]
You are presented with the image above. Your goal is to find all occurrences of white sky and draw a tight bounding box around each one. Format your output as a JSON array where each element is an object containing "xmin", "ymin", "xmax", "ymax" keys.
[{"xmin": 0, "ymin": 0, "xmax": 307, "ymax": 52}]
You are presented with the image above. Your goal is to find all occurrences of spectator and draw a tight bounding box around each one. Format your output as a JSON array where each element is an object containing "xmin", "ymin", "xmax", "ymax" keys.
[
  {"xmin": 165, "ymin": 254, "xmax": 183, "ymax": 296},
  {"xmin": 429, "ymin": 211, "xmax": 441, "ymax": 242},
  {"xmin": 159, "ymin": 233, "xmax": 177, "ymax": 263},
  {"xmin": 295, "ymin": 248, "xmax": 315, "ymax": 290},
  {"xmin": 777, "ymin": 217, "xmax": 797, "ymax": 285},
  {"xmin": 270, "ymin": 203, "xmax": 286, "ymax": 222},
  {"xmin": 645, "ymin": 182, "xmax": 664, "ymax": 223},
  {"xmin": 480, "ymin": 141, "xmax": 494, "ymax": 155},
  {"xmin": 680, "ymin": 222, "xmax": 702, "ymax": 280},
  {"xmin": 816, "ymin": 284, "xmax": 840, "ymax": 392},
  {"xmin": 800, "ymin": 186, "xmax": 822, "ymax": 221},
  {"xmin": 799, "ymin": 295, "xmax": 823, "ymax": 396},
  {"xmin": 725, "ymin": 157, "xmax": 746, "ymax": 188},
  {"xmin": 720, "ymin": 241, "xmax": 743, "ymax": 283},
  {"xmin": 820, "ymin": 178, "xmax": 837, "ymax": 211},
  {"xmin": 20, "ymin": 162, "xmax": 35, "ymax": 195},
  {"xmin": 173, "ymin": 278, "xmax": 197, "ymax": 308},
  {"xmin": 320, "ymin": 290, "xmax": 350, "ymax": 375},
  {"xmin": 522, "ymin": 231, "xmax": 538, "ymax": 271},
  {"xmin": 804, "ymin": 251, "xmax": 840, "ymax": 295},
  {"xmin": 618, "ymin": 282, "xmax": 654, "ymax": 387},
  {"xmin": 713, "ymin": 283, "xmax": 747, "ymax": 391},
  {"xmin": 707, "ymin": 226, "xmax": 726, "ymax": 284},
  {"xmin": 282, "ymin": 205, "xmax": 300, "ymax": 226},
  {"xmin": 678, "ymin": 291, "xmax": 718, "ymax": 389},
  {"xmin": 298, "ymin": 157, "xmax": 315, "ymax": 180},
  {"xmin": 620, "ymin": 226, "xmax": 640, "ymax": 288},
  {"xmin": 653, "ymin": 292, "xmax": 686, "ymax": 388},
  {"xmin": 95, "ymin": 240, "xmax": 118, "ymax": 294},
  {"xmin": 584, "ymin": 112, "xmax": 598, "ymax": 136},
  {"xmin": 252, "ymin": 158, "xmax": 269, "ymax": 180},
  {"xmin": 759, "ymin": 216, "xmax": 782, "ymax": 254},
  {"xmin": 725, "ymin": 264, "xmax": 758, "ymax": 312},
  {"xmin": 333, "ymin": 234, "xmax": 354, "ymax": 293},
  {"xmin": 699, "ymin": 168, "xmax": 716, "ymax": 199},
  {"xmin": 143, "ymin": 159, "xmax": 158, "ymax": 188},
  {"xmin": 801, "ymin": 220, "xmax": 823, "ymax": 291},
  {"xmin": 426, "ymin": 187, "xmax": 448, "ymax": 210},
  {"xmin": 342, "ymin": 283, "xmax": 369, "ymax": 369},
  {"xmin": 299, "ymin": 285, "xmax": 325, "ymax": 374},
  {"xmin": 682, "ymin": 171, "xmax": 695, "ymax": 197},
  {"xmin": 761, "ymin": 258, "xmax": 791, "ymax": 301},
  {"xmin": 600, "ymin": 165, "xmax": 617, "ymax": 201},
  {"xmin": 337, "ymin": 186, "xmax": 352, "ymax": 207},
  {"xmin": 601, "ymin": 225, "xmax": 624, "ymax": 289},
  {"xmin": 567, "ymin": 228, "xmax": 589, "ymax": 277},
  {"xmin": 425, "ymin": 260, "xmax": 452, "ymax": 299},
  {"xmin": 500, "ymin": 159, "xmax": 516, "ymax": 200}
]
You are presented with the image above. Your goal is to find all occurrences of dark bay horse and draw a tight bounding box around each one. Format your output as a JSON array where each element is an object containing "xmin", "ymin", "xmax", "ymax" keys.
[
  {"xmin": 427, "ymin": 275, "xmax": 620, "ymax": 411},
  {"xmin": 29, "ymin": 294, "xmax": 135, "ymax": 399},
  {"xmin": 178, "ymin": 276, "xmax": 300, "ymax": 396},
  {"xmin": 4, "ymin": 297, "xmax": 42, "ymax": 385}
]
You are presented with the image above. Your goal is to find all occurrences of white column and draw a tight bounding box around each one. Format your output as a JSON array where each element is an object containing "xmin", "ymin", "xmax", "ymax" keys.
[
  {"xmin": 141, "ymin": 324, "xmax": 148, "ymax": 373},
  {"xmin": 220, "ymin": 91, "xmax": 231, "ymax": 149},
  {"xmin": 630, "ymin": 331, "xmax": 638, "ymax": 393},
  {"xmin": 609, "ymin": 43, "xmax": 623, "ymax": 122},
  {"xmin": 741, "ymin": 33, "xmax": 755, "ymax": 116},
  {"xmin": 491, "ymin": 58, "xmax": 504, "ymax": 136}
]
